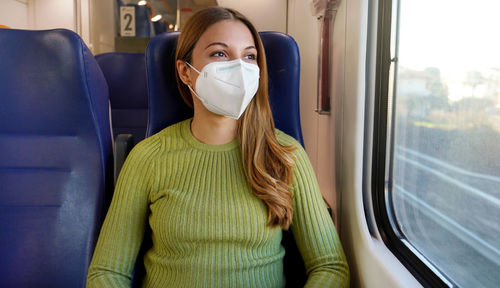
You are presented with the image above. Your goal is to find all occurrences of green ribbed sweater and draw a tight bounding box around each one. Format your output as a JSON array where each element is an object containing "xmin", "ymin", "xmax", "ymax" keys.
[{"xmin": 87, "ymin": 119, "xmax": 349, "ymax": 287}]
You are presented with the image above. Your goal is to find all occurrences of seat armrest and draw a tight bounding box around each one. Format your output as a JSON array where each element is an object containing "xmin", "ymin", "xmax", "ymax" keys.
[{"xmin": 114, "ymin": 134, "xmax": 134, "ymax": 184}]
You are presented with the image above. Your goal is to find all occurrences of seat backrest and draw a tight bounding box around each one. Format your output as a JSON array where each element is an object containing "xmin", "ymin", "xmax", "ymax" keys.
[
  {"xmin": 143, "ymin": 31, "xmax": 306, "ymax": 287},
  {"xmin": 145, "ymin": 31, "xmax": 191, "ymax": 137},
  {"xmin": 0, "ymin": 29, "xmax": 113, "ymax": 287},
  {"xmin": 96, "ymin": 52, "xmax": 148, "ymax": 145}
]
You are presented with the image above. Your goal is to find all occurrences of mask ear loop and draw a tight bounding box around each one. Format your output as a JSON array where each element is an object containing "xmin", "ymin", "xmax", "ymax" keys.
[
  {"xmin": 185, "ymin": 61, "xmax": 202, "ymax": 100},
  {"xmin": 186, "ymin": 84, "xmax": 200, "ymax": 99},
  {"xmin": 185, "ymin": 61, "xmax": 201, "ymax": 74}
]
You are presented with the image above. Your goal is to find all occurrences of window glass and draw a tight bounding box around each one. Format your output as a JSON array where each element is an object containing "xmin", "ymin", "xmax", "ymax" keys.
[{"xmin": 390, "ymin": 1, "xmax": 500, "ymax": 287}]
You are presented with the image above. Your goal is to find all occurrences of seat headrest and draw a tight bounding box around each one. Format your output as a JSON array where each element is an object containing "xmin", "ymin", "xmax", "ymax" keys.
[
  {"xmin": 0, "ymin": 29, "xmax": 111, "ymax": 146},
  {"xmin": 145, "ymin": 31, "xmax": 193, "ymax": 137},
  {"xmin": 96, "ymin": 52, "xmax": 148, "ymax": 109},
  {"xmin": 260, "ymin": 31, "xmax": 303, "ymax": 147}
]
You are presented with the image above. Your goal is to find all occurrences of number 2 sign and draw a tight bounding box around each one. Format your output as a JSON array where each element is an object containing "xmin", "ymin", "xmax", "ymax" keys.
[{"xmin": 120, "ymin": 6, "xmax": 135, "ymax": 37}]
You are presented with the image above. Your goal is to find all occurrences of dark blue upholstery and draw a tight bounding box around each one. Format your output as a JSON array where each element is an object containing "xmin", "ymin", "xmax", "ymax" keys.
[
  {"xmin": 135, "ymin": 5, "xmax": 152, "ymax": 37},
  {"xmin": 96, "ymin": 52, "xmax": 148, "ymax": 145},
  {"xmin": 260, "ymin": 31, "xmax": 304, "ymax": 147},
  {"xmin": 143, "ymin": 31, "xmax": 306, "ymax": 287},
  {"xmin": 153, "ymin": 21, "xmax": 167, "ymax": 35},
  {"xmin": 0, "ymin": 29, "xmax": 113, "ymax": 287},
  {"xmin": 145, "ymin": 31, "xmax": 304, "ymax": 146},
  {"xmin": 145, "ymin": 31, "xmax": 191, "ymax": 137}
]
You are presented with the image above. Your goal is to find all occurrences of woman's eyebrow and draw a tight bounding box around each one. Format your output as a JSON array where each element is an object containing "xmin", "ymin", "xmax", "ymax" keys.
[
  {"xmin": 204, "ymin": 42, "xmax": 257, "ymax": 50},
  {"xmin": 205, "ymin": 42, "xmax": 228, "ymax": 49}
]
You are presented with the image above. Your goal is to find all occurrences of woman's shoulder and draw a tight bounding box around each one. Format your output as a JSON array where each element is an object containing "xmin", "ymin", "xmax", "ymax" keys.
[
  {"xmin": 148, "ymin": 119, "xmax": 188, "ymax": 141},
  {"xmin": 130, "ymin": 119, "xmax": 190, "ymax": 158},
  {"xmin": 274, "ymin": 129, "xmax": 313, "ymax": 171},
  {"xmin": 274, "ymin": 129, "xmax": 301, "ymax": 147},
  {"xmin": 274, "ymin": 129, "xmax": 307, "ymax": 157}
]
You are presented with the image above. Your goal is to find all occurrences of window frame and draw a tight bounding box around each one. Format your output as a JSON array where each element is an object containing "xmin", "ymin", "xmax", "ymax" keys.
[{"xmin": 370, "ymin": 0, "xmax": 458, "ymax": 287}]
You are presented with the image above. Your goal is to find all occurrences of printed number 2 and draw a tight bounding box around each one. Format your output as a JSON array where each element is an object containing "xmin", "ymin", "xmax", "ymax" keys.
[{"xmin": 124, "ymin": 13, "xmax": 133, "ymax": 31}]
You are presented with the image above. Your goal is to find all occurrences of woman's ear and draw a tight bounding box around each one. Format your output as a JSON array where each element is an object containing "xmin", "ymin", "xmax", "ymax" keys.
[{"xmin": 176, "ymin": 59, "xmax": 191, "ymax": 85}]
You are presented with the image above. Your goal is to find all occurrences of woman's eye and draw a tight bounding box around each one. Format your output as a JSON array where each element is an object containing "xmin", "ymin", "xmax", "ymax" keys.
[
  {"xmin": 210, "ymin": 51, "xmax": 226, "ymax": 58},
  {"xmin": 245, "ymin": 54, "xmax": 257, "ymax": 60}
]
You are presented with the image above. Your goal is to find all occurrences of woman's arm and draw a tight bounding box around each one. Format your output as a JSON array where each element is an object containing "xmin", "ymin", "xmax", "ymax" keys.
[
  {"xmin": 86, "ymin": 139, "xmax": 159, "ymax": 287},
  {"xmin": 289, "ymin": 143, "xmax": 350, "ymax": 288}
]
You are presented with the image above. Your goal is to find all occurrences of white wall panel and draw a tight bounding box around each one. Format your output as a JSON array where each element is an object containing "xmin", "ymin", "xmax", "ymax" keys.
[
  {"xmin": 217, "ymin": 0, "xmax": 287, "ymax": 33},
  {"xmin": 287, "ymin": 0, "xmax": 341, "ymax": 218},
  {"xmin": 90, "ymin": 0, "xmax": 116, "ymax": 54},
  {"xmin": 0, "ymin": 0, "xmax": 30, "ymax": 29},
  {"xmin": 32, "ymin": 0, "xmax": 75, "ymax": 31}
]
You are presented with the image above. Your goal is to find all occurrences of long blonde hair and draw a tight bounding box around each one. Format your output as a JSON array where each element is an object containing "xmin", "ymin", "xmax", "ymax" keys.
[{"xmin": 175, "ymin": 7, "xmax": 296, "ymax": 229}]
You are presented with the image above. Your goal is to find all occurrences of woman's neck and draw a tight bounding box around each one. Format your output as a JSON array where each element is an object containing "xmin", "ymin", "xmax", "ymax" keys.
[{"xmin": 190, "ymin": 101, "xmax": 238, "ymax": 145}]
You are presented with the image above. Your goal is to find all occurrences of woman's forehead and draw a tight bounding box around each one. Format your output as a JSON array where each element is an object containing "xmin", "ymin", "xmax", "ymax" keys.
[{"xmin": 196, "ymin": 20, "xmax": 255, "ymax": 49}]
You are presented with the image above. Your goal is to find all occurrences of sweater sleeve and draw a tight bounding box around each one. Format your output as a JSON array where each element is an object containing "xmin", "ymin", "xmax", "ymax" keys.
[
  {"xmin": 289, "ymin": 144, "xmax": 350, "ymax": 288},
  {"xmin": 86, "ymin": 139, "xmax": 158, "ymax": 287}
]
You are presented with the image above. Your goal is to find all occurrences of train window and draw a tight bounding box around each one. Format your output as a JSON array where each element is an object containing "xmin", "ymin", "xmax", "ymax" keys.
[{"xmin": 373, "ymin": 0, "xmax": 500, "ymax": 287}]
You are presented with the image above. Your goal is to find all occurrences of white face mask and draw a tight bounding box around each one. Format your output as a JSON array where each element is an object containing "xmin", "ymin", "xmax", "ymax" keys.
[{"xmin": 186, "ymin": 59, "xmax": 260, "ymax": 119}]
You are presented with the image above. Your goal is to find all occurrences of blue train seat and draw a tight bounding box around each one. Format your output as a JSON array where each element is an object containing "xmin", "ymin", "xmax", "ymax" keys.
[
  {"xmin": 153, "ymin": 21, "xmax": 168, "ymax": 35},
  {"xmin": 0, "ymin": 29, "xmax": 113, "ymax": 287},
  {"xmin": 139, "ymin": 31, "xmax": 306, "ymax": 287},
  {"xmin": 135, "ymin": 5, "xmax": 152, "ymax": 37},
  {"xmin": 95, "ymin": 52, "xmax": 148, "ymax": 146}
]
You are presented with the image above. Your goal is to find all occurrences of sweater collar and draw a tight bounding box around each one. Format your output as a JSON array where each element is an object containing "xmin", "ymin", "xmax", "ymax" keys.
[{"xmin": 180, "ymin": 118, "xmax": 239, "ymax": 152}]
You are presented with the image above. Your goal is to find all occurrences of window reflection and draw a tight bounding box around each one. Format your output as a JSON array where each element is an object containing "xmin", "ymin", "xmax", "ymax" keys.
[{"xmin": 389, "ymin": 0, "xmax": 500, "ymax": 287}]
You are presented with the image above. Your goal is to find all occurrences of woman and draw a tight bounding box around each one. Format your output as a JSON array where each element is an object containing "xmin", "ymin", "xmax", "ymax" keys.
[{"xmin": 87, "ymin": 7, "xmax": 349, "ymax": 287}]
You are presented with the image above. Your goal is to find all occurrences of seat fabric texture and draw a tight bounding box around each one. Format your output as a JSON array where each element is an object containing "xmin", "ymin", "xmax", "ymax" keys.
[
  {"xmin": 96, "ymin": 52, "xmax": 148, "ymax": 145},
  {"xmin": 0, "ymin": 28, "xmax": 113, "ymax": 287}
]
